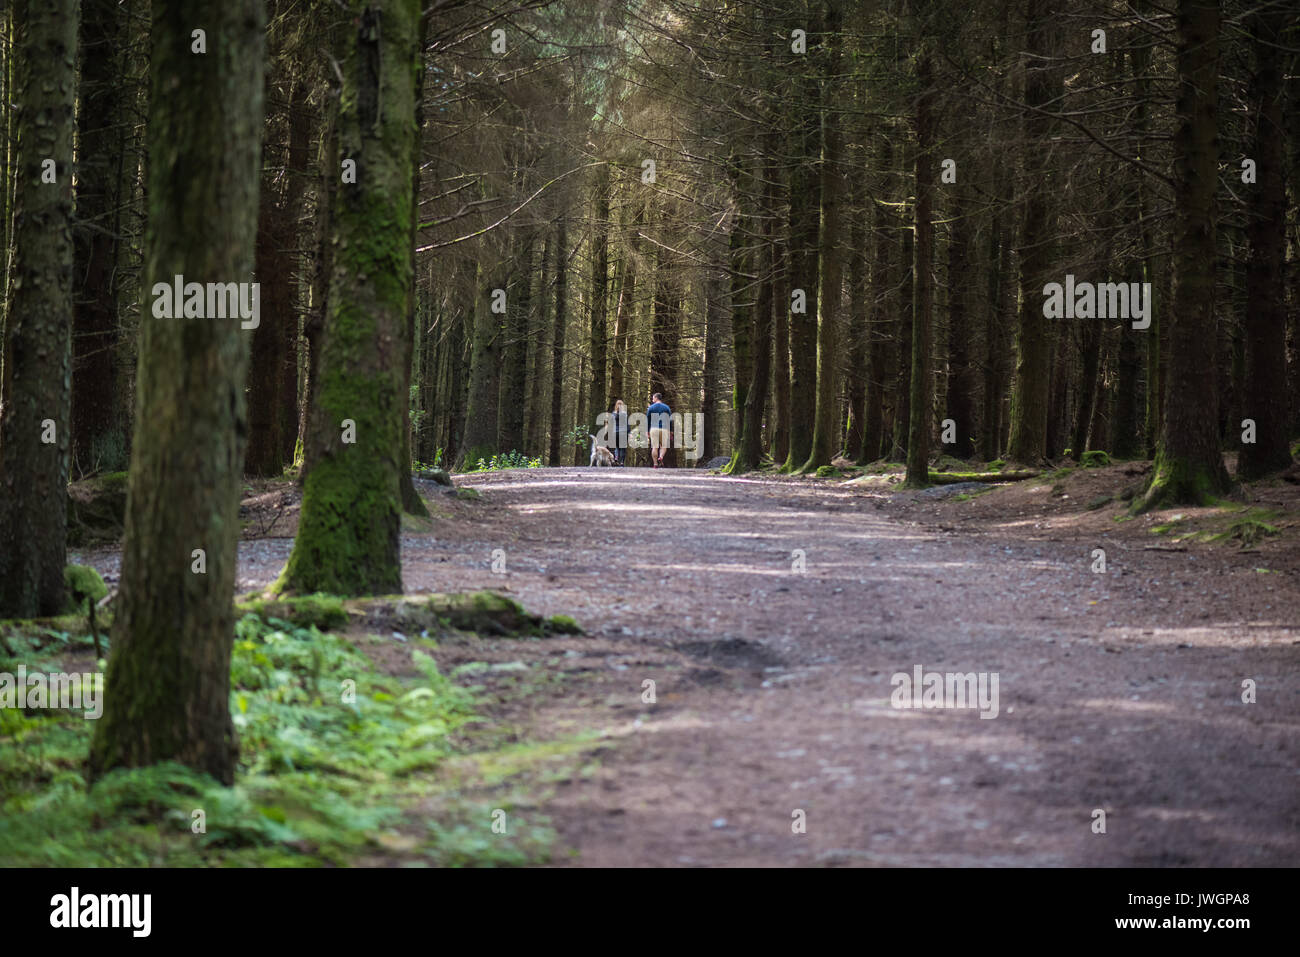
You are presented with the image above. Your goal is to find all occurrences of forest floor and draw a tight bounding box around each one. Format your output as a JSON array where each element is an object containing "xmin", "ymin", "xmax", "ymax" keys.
[{"xmin": 70, "ymin": 459, "xmax": 1300, "ymax": 866}]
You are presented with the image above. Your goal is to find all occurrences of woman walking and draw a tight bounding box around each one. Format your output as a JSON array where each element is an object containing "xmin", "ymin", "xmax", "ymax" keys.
[{"xmin": 610, "ymin": 399, "xmax": 629, "ymax": 465}]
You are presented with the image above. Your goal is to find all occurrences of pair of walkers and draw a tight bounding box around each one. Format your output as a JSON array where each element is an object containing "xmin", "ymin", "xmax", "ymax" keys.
[{"xmin": 607, "ymin": 394, "xmax": 672, "ymax": 467}]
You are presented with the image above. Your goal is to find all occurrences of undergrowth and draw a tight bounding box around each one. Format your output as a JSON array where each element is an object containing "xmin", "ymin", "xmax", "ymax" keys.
[{"xmin": 0, "ymin": 613, "xmax": 558, "ymax": 866}]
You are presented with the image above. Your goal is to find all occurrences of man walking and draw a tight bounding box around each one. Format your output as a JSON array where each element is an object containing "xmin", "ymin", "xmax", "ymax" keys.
[{"xmin": 647, "ymin": 393, "xmax": 671, "ymax": 468}]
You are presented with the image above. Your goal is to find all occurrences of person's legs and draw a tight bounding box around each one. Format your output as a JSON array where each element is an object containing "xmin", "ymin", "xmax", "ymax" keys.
[{"xmin": 649, "ymin": 428, "xmax": 668, "ymax": 466}]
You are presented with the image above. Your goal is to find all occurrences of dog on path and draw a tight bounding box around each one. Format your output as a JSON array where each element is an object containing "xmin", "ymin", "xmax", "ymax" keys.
[{"xmin": 589, "ymin": 434, "xmax": 615, "ymax": 467}]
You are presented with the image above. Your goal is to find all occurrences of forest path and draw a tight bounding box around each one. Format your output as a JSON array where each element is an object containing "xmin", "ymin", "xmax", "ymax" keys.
[
  {"xmin": 385, "ymin": 466, "xmax": 1298, "ymax": 866},
  {"xmin": 76, "ymin": 467, "xmax": 1291, "ymax": 864}
]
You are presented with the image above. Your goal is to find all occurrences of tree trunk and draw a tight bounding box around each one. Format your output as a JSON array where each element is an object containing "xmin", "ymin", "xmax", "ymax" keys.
[
  {"xmin": 784, "ymin": 29, "xmax": 822, "ymax": 471},
  {"xmin": 276, "ymin": 0, "xmax": 418, "ymax": 591},
  {"xmin": 702, "ymin": 261, "xmax": 724, "ymax": 462},
  {"xmin": 804, "ymin": 3, "xmax": 845, "ymax": 473},
  {"xmin": 498, "ymin": 236, "xmax": 531, "ymax": 454},
  {"xmin": 738, "ymin": 152, "xmax": 777, "ymax": 472},
  {"xmin": 71, "ymin": 0, "xmax": 126, "ymax": 477},
  {"xmin": 1139, "ymin": 0, "xmax": 1231, "ymax": 509},
  {"xmin": 247, "ymin": 102, "xmax": 290, "ymax": 476},
  {"xmin": 279, "ymin": 78, "xmax": 310, "ymax": 464},
  {"xmin": 905, "ymin": 52, "xmax": 935, "ymax": 488},
  {"xmin": 300, "ymin": 95, "xmax": 337, "ymax": 480},
  {"xmin": 945, "ymin": 159, "xmax": 976, "ymax": 459},
  {"xmin": 1238, "ymin": 7, "xmax": 1292, "ymax": 479},
  {"xmin": 891, "ymin": 178, "xmax": 914, "ymax": 460},
  {"xmin": 1112, "ymin": 261, "xmax": 1144, "ymax": 458},
  {"xmin": 587, "ymin": 168, "xmax": 610, "ymax": 434},
  {"xmin": 845, "ymin": 177, "xmax": 868, "ymax": 460},
  {"xmin": 608, "ymin": 220, "xmax": 628, "ymax": 411},
  {"xmin": 459, "ymin": 257, "xmax": 502, "ymax": 469},
  {"xmin": 87, "ymin": 0, "xmax": 265, "ymax": 784},
  {"xmin": 1073, "ymin": 322, "xmax": 1102, "ymax": 455},
  {"xmin": 649, "ymin": 231, "xmax": 679, "ymax": 421},
  {"xmin": 398, "ymin": 10, "xmax": 429, "ymax": 516},
  {"xmin": 863, "ymin": 139, "xmax": 893, "ymax": 462},
  {"xmin": 548, "ymin": 217, "xmax": 568, "ymax": 464},
  {"xmin": 1006, "ymin": 1, "xmax": 1061, "ymax": 465},
  {"xmin": 0, "ymin": 0, "xmax": 77, "ymax": 617},
  {"xmin": 725, "ymin": 185, "xmax": 752, "ymax": 468},
  {"xmin": 527, "ymin": 230, "xmax": 552, "ymax": 453}
]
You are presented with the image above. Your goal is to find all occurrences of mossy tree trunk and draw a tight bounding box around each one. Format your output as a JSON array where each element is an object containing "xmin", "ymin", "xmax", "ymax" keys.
[
  {"xmin": 0, "ymin": 0, "xmax": 77, "ymax": 618},
  {"xmin": 1237, "ymin": 7, "xmax": 1292, "ymax": 480},
  {"xmin": 88, "ymin": 0, "xmax": 266, "ymax": 784},
  {"xmin": 275, "ymin": 0, "xmax": 419, "ymax": 593},
  {"xmin": 1139, "ymin": 0, "xmax": 1230, "ymax": 510}
]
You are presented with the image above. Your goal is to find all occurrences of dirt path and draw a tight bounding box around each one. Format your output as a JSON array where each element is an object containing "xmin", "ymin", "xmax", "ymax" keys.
[
  {"xmin": 417, "ymin": 468, "xmax": 1300, "ymax": 866},
  {"xmin": 87, "ymin": 467, "xmax": 1300, "ymax": 866}
]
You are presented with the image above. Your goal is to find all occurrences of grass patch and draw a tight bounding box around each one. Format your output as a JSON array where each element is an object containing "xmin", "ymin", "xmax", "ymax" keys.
[{"xmin": 0, "ymin": 611, "xmax": 583, "ymax": 866}]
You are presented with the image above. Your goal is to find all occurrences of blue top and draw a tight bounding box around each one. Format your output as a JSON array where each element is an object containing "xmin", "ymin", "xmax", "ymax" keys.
[{"xmin": 647, "ymin": 402, "xmax": 671, "ymax": 432}]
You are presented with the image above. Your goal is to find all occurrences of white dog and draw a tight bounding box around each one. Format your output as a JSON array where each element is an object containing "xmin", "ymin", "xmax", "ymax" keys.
[{"xmin": 589, "ymin": 434, "xmax": 615, "ymax": 467}]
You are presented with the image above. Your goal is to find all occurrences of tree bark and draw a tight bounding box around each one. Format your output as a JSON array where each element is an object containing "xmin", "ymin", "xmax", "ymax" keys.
[
  {"xmin": 905, "ymin": 52, "xmax": 935, "ymax": 488},
  {"xmin": 498, "ymin": 236, "xmax": 531, "ymax": 454},
  {"xmin": 276, "ymin": 0, "xmax": 418, "ymax": 590},
  {"xmin": 0, "ymin": 0, "xmax": 78, "ymax": 617},
  {"xmin": 804, "ymin": 1, "xmax": 845, "ymax": 473},
  {"xmin": 71, "ymin": 0, "xmax": 126, "ymax": 477},
  {"xmin": 1139, "ymin": 0, "xmax": 1231, "ymax": 509},
  {"xmin": 945, "ymin": 153, "xmax": 976, "ymax": 459},
  {"xmin": 1006, "ymin": 1, "xmax": 1061, "ymax": 465},
  {"xmin": 1238, "ymin": 7, "xmax": 1292, "ymax": 479},
  {"xmin": 548, "ymin": 217, "xmax": 567, "ymax": 464},
  {"xmin": 587, "ymin": 167, "xmax": 610, "ymax": 434},
  {"xmin": 88, "ymin": 0, "xmax": 265, "ymax": 783},
  {"xmin": 783, "ymin": 20, "xmax": 822, "ymax": 471}
]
